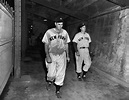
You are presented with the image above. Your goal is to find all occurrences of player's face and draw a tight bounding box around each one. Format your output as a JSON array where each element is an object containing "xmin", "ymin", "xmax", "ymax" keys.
[
  {"xmin": 81, "ymin": 25, "xmax": 86, "ymax": 32},
  {"xmin": 55, "ymin": 22, "xmax": 63, "ymax": 30}
]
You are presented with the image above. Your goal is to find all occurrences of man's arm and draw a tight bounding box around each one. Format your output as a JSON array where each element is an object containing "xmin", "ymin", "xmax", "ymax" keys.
[
  {"xmin": 65, "ymin": 43, "xmax": 70, "ymax": 62},
  {"xmin": 44, "ymin": 43, "xmax": 52, "ymax": 63},
  {"xmin": 73, "ymin": 42, "xmax": 80, "ymax": 56},
  {"xmin": 44, "ymin": 43, "xmax": 49, "ymax": 57}
]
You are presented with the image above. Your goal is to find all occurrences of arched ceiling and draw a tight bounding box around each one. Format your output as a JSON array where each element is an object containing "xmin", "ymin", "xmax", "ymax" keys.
[{"xmin": 26, "ymin": 0, "xmax": 129, "ymax": 24}]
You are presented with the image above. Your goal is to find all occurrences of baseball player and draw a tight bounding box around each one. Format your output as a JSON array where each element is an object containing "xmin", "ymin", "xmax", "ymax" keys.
[
  {"xmin": 42, "ymin": 18, "xmax": 70, "ymax": 98},
  {"xmin": 72, "ymin": 23, "xmax": 92, "ymax": 81}
]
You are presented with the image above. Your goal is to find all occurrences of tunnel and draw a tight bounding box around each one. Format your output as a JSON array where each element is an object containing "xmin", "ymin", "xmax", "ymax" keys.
[{"xmin": 0, "ymin": 0, "xmax": 129, "ymax": 100}]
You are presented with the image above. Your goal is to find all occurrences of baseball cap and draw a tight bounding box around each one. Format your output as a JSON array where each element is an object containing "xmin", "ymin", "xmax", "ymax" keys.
[
  {"xmin": 79, "ymin": 23, "xmax": 86, "ymax": 28},
  {"xmin": 55, "ymin": 17, "xmax": 63, "ymax": 23}
]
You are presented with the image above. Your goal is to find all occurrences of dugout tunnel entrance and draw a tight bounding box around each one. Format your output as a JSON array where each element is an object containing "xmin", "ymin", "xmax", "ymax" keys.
[
  {"xmin": 21, "ymin": 0, "xmax": 129, "ymax": 88},
  {"xmin": 1, "ymin": 0, "xmax": 129, "ymax": 97}
]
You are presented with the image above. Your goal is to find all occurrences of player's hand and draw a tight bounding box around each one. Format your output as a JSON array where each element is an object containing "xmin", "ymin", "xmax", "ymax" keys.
[
  {"xmin": 76, "ymin": 51, "xmax": 80, "ymax": 56},
  {"xmin": 46, "ymin": 55, "xmax": 52, "ymax": 63}
]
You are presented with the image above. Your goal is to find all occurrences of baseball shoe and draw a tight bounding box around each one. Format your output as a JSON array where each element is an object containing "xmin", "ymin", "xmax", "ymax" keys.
[
  {"xmin": 56, "ymin": 91, "xmax": 61, "ymax": 98},
  {"xmin": 46, "ymin": 82, "xmax": 52, "ymax": 91},
  {"xmin": 82, "ymin": 71, "xmax": 87, "ymax": 78},
  {"xmin": 82, "ymin": 74, "xmax": 86, "ymax": 78},
  {"xmin": 82, "ymin": 74, "xmax": 87, "ymax": 81},
  {"xmin": 77, "ymin": 75, "xmax": 82, "ymax": 81}
]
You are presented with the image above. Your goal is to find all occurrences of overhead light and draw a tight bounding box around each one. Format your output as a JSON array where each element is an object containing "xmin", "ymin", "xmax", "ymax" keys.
[{"xmin": 44, "ymin": 19, "xmax": 47, "ymax": 21}]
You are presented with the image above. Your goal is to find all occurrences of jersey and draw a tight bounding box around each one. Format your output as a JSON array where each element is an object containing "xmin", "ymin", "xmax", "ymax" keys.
[
  {"xmin": 72, "ymin": 32, "xmax": 91, "ymax": 49},
  {"xmin": 42, "ymin": 28, "xmax": 70, "ymax": 55}
]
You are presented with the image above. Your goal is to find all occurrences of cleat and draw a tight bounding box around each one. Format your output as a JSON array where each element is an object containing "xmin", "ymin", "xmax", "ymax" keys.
[
  {"xmin": 77, "ymin": 76, "xmax": 82, "ymax": 81},
  {"xmin": 82, "ymin": 71, "xmax": 87, "ymax": 79},
  {"xmin": 82, "ymin": 74, "xmax": 86, "ymax": 78},
  {"xmin": 46, "ymin": 82, "xmax": 52, "ymax": 91},
  {"xmin": 82, "ymin": 74, "xmax": 87, "ymax": 81},
  {"xmin": 56, "ymin": 91, "xmax": 61, "ymax": 98}
]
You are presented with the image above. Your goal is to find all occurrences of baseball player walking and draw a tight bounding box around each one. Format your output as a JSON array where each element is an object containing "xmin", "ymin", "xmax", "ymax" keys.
[
  {"xmin": 42, "ymin": 18, "xmax": 70, "ymax": 98},
  {"xmin": 72, "ymin": 23, "xmax": 92, "ymax": 81}
]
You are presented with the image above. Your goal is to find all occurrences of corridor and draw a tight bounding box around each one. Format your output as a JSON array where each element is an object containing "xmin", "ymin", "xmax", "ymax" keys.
[
  {"xmin": 1, "ymin": 0, "xmax": 129, "ymax": 100},
  {"xmin": 2, "ymin": 45, "xmax": 129, "ymax": 100}
]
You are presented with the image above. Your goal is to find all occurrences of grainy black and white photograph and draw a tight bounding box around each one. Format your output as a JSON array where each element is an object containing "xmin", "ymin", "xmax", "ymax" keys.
[{"xmin": 0, "ymin": 0, "xmax": 129, "ymax": 100}]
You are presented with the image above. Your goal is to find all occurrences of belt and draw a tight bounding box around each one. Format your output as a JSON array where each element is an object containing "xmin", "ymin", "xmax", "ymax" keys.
[{"xmin": 79, "ymin": 47, "xmax": 87, "ymax": 49}]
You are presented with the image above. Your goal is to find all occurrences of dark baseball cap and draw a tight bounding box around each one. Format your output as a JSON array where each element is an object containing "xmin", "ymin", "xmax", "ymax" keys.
[
  {"xmin": 79, "ymin": 23, "xmax": 86, "ymax": 28},
  {"xmin": 55, "ymin": 17, "xmax": 63, "ymax": 23}
]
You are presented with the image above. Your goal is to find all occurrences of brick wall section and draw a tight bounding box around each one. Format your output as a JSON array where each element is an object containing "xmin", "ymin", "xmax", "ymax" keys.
[{"xmin": 86, "ymin": 8, "xmax": 129, "ymax": 83}]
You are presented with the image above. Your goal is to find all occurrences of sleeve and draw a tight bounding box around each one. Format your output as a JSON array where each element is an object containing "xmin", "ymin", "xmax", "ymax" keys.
[
  {"xmin": 42, "ymin": 31, "xmax": 49, "ymax": 44},
  {"xmin": 88, "ymin": 34, "xmax": 91, "ymax": 43},
  {"xmin": 66, "ymin": 32, "xmax": 71, "ymax": 43},
  {"xmin": 72, "ymin": 34, "xmax": 78, "ymax": 43}
]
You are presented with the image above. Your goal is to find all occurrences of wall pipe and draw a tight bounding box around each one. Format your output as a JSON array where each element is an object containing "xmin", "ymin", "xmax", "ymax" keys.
[
  {"xmin": 105, "ymin": 0, "xmax": 125, "ymax": 7},
  {"xmin": 68, "ymin": 6, "xmax": 129, "ymax": 26},
  {"xmin": 86, "ymin": 6, "xmax": 129, "ymax": 21}
]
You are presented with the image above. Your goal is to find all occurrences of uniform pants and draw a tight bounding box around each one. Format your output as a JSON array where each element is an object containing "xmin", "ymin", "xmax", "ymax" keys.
[
  {"xmin": 45, "ymin": 52, "xmax": 66, "ymax": 86},
  {"xmin": 75, "ymin": 48, "xmax": 91, "ymax": 73}
]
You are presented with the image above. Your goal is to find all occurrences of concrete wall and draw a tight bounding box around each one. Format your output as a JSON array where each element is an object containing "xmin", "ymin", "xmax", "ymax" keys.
[
  {"xmin": 30, "ymin": 21, "xmax": 48, "ymax": 46},
  {"xmin": 86, "ymin": 8, "xmax": 129, "ymax": 86},
  {"xmin": 33, "ymin": 21, "xmax": 48, "ymax": 38},
  {"xmin": 67, "ymin": 24, "xmax": 79, "ymax": 40},
  {"xmin": 67, "ymin": 23, "xmax": 80, "ymax": 62}
]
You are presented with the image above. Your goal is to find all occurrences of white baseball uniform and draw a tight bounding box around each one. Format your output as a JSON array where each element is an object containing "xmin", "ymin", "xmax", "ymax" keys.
[
  {"xmin": 42, "ymin": 28, "xmax": 70, "ymax": 86},
  {"xmin": 72, "ymin": 32, "xmax": 91, "ymax": 73}
]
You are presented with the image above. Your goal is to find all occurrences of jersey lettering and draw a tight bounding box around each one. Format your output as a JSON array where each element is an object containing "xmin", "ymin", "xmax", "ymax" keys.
[
  {"xmin": 78, "ymin": 37, "xmax": 83, "ymax": 41},
  {"xmin": 78, "ymin": 37, "xmax": 89, "ymax": 41},
  {"xmin": 49, "ymin": 36, "xmax": 56, "ymax": 41},
  {"xmin": 58, "ymin": 35, "xmax": 66, "ymax": 40},
  {"xmin": 49, "ymin": 35, "xmax": 66, "ymax": 41},
  {"xmin": 85, "ymin": 37, "xmax": 89, "ymax": 41}
]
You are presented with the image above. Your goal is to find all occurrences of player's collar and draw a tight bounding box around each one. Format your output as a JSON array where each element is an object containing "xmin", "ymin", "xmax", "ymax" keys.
[
  {"xmin": 54, "ymin": 28, "xmax": 63, "ymax": 34},
  {"xmin": 80, "ymin": 31, "xmax": 86, "ymax": 34}
]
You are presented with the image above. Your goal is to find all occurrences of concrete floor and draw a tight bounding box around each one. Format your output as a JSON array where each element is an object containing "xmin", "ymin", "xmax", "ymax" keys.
[{"xmin": 1, "ymin": 44, "xmax": 129, "ymax": 100}]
